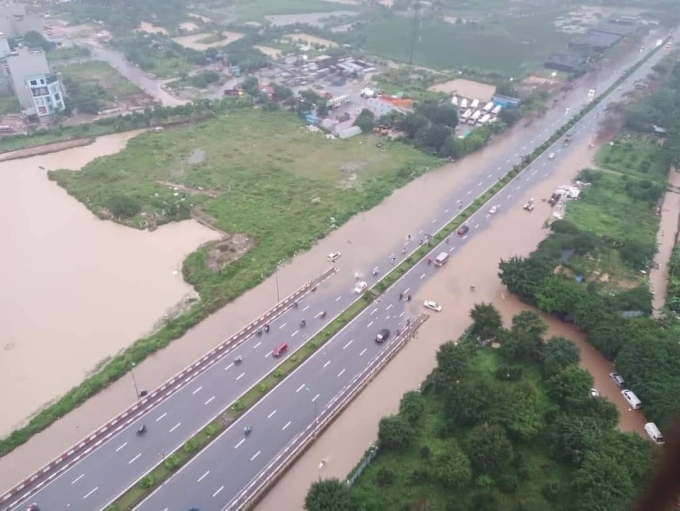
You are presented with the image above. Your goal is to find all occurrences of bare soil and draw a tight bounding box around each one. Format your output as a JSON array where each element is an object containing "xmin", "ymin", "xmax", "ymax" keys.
[
  {"xmin": 205, "ymin": 234, "xmax": 255, "ymax": 272},
  {"xmin": 428, "ymin": 78, "xmax": 496, "ymax": 102}
]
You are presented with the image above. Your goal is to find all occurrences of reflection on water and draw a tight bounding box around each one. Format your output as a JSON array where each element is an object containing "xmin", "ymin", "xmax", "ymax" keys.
[{"xmin": 0, "ymin": 132, "xmax": 219, "ymax": 435}]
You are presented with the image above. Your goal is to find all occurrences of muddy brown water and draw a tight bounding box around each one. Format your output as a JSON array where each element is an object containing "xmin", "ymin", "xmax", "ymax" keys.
[
  {"xmin": 0, "ymin": 131, "xmax": 219, "ymax": 437},
  {"xmin": 256, "ymin": 138, "xmax": 649, "ymax": 511},
  {"xmin": 0, "ymin": 42, "xmax": 655, "ymax": 489}
]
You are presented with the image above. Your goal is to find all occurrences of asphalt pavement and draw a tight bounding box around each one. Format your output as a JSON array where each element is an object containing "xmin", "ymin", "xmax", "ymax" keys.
[
  {"xmin": 5, "ymin": 28, "xmax": 674, "ymax": 511},
  {"xmin": 130, "ymin": 30, "xmax": 677, "ymax": 511}
]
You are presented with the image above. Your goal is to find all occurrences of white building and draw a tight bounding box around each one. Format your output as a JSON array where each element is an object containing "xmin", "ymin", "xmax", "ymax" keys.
[{"xmin": 7, "ymin": 48, "xmax": 64, "ymax": 117}]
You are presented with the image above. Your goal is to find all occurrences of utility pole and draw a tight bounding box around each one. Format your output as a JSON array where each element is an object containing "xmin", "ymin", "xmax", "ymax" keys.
[{"xmin": 408, "ymin": 1, "xmax": 420, "ymax": 66}]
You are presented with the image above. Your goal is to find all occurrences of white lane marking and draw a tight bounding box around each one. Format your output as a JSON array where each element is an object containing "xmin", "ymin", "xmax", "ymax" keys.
[
  {"xmin": 235, "ymin": 439, "xmax": 245, "ymax": 449},
  {"xmin": 312, "ymin": 393, "xmax": 320, "ymax": 402},
  {"xmin": 418, "ymin": 229, "xmax": 423, "ymax": 234},
  {"xmin": 129, "ymin": 453, "xmax": 141, "ymax": 464},
  {"xmin": 283, "ymin": 421, "xmax": 291, "ymax": 431},
  {"xmin": 192, "ymin": 386, "xmax": 203, "ymax": 395},
  {"xmin": 279, "ymin": 323, "xmax": 287, "ymax": 329},
  {"xmin": 205, "ymin": 396, "xmax": 215, "ymax": 405},
  {"xmin": 115, "ymin": 442, "xmax": 128, "ymax": 452},
  {"xmin": 386, "ymin": 304, "xmax": 393, "ymax": 310},
  {"xmin": 323, "ymin": 360, "xmax": 331, "ymax": 368},
  {"xmin": 488, "ymin": 174, "xmax": 492, "ymax": 178},
  {"xmin": 156, "ymin": 412, "xmax": 167, "ymax": 422},
  {"xmin": 197, "ymin": 471, "xmax": 210, "ymax": 483},
  {"xmin": 213, "ymin": 486, "xmax": 224, "ymax": 498},
  {"xmin": 169, "ymin": 423, "xmax": 181, "ymax": 433},
  {"xmin": 370, "ymin": 308, "xmax": 378, "ymax": 316},
  {"xmin": 449, "ymin": 247, "xmax": 455, "ymax": 253},
  {"xmin": 338, "ymin": 369, "xmax": 346, "ymax": 377},
  {"xmin": 291, "ymin": 330, "xmax": 299, "ymax": 337},
  {"xmin": 475, "ymin": 224, "xmax": 480, "ymax": 228},
  {"xmin": 497, "ymin": 166, "xmax": 501, "ymax": 170},
  {"xmin": 360, "ymin": 348, "xmax": 367, "ymax": 356},
  {"xmin": 386, "ymin": 315, "xmax": 391, "ymax": 320},
  {"xmin": 297, "ymin": 384, "xmax": 305, "ymax": 393},
  {"xmin": 224, "ymin": 363, "xmax": 234, "ymax": 371},
  {"xmin": 303, "ymin": 305, "xmax": 310, "ymax": 312},
  {"xmin": 367, "ymin": 321, "xmax": 374, "ymax": 328},
  {"xmin": 507, "ymin": 194, "xmax": 512, "ymax": 199},
  {"xmin": 83, "ymin": 487, "xmax": 98, "ymax": 499},
  {"xmin": 466, "ymin": 190, "xmax": 471, "ymax": 195},
  {"xmin": 251, "ymin": 451, "xmax": 261, "ymax": 461},
  {"xmin": 343, "ymin": 339, "xmax": 353, "ymax": 350},
  {"xmin": 253, "ymin": 341, "xmax": 262, "ymax": 349},
  {"xmin": 335, "ymin": 296, "xmax": 342, "ymax": 302},
  {"xmin": 445, "ymin": 208, "xmax": 449, "ymax": 213},
  {"xmin": 71, "ymin": 474, "xmax": 84, "ymax": 485},
  {"xmin": 420, "ymin": 273, "xmax": 426, "ymax": 279},
  {"xmin": 404, "ymin": 288, "xmax": 410, "ymax": 294},
  {"xmin": 478, "ymin": 181, "xmax": 483, "ymax": 186},
  {"xmin": 399, "ymin": 312, "xmax": 405, "ymax": 317},
  {"xmin": 463, "ymin": 235, "xmax": 468, "ymax": 240},
  {"xmin": 236, "ymin": 372, "xmax": 245, "ymax": 380},
  {"xmin": 268, "ymin": 409, "xmax": 277, "ymax": 419},
  {"xmin": 431, "ymin": 219, "xmax": 436, "ymax": 224}
]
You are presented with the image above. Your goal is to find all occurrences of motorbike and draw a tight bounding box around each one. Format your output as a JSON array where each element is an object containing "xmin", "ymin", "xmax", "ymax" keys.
[
  {"xmin": 399, "ymin": 293, "xmax": 403, "ymax": 300},
  {"xmin": 256, "ymin": 327, "xmax": 263, "ymax": 336},
  {"xmin": 293, "ymin": 301, "xmax": 299, "ymax": 309},
  {"xmin": 300, "ymin": 320, "xmax": 306, "ymax": 328},
  {"xmin": 244, "ymin": 425, "xmax": 253, "ymax": 436},
  {"xmin": 372, "ymin": 269, "xmax": 378, "ymax": 276},
  {"xmin": 470, "ymin": 285, "xmax": 476, "ymax": 291},
  {"xmin": 264, "ymin": 324, "xmax": 270, "ymax": 333},
  {"xmin": 427, "ymin": 259, "xmax": 432, "ymax": 266},
  {"xmin": 235, "ymin": 356, "xmax": 243, "ymax": 365},
  {"xmin": 406, "ymin": 295, "xmax": 411, "ymax": 302},
  {"xmin": 136, "ymin": 425, "xmax": 147, "ymax": 436},
  {"xmin": 320, "ymin": 311, "xmax": 327, "ymax": 319}
]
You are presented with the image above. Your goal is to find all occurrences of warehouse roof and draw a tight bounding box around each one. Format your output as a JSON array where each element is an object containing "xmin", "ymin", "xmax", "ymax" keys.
[
  {"xmin": 590, "ymin": 21, "xmax": 637, "ymax": 37},
  {"xmin": 569, "ymin": 31, "xmax": 622, "ymax": 50}
]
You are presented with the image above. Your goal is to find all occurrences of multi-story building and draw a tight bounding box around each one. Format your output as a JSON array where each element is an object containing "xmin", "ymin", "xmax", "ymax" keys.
[
  {"xmin": 6, "ymin": 47, "xmax": 64, "ymax": 118},
  {"xmin": 0, "ymin": 0, "xmax": 41, "ymax": 39}
]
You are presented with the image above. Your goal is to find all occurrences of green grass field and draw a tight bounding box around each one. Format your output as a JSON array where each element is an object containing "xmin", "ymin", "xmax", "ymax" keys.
[
  {"xmin": 354, "ymin": 11, "xmax": 571, "ymax": 75},
  {"xmin": 50, "ymin": 107, "xmax": 438, "ymax": 304},
  {"xmin": 211, "ymin": 0, "xmax": 361, "ymax": 22},
  {"xmin": 58, "ymin": 61, "xmax": 141, "ymax": 99},
  {"xmin": 595, "ymin": 133, "xmax": 670, "ymax": 182},
  {"xmin": 0, "ymin": 95, "xmax": 20, "ymax": 115}
]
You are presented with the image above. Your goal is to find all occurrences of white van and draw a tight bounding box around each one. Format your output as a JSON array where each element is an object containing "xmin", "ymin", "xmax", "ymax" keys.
[
  {"xmin": 434, "ymin": 252, "xmax": 450, "ymax": 267},
  {"xmin": 621, "ymin": 389, "xmax": 642, "ymax": 410},
  {"xmin": 644, "ymin": 422, "xmax": 665, "ymax": 445}
]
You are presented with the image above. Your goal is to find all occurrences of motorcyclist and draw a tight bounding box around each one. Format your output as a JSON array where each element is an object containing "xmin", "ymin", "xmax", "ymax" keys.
[
  {"xmin": 399, "ymin": 292, "xmax": 404, "ymax": 300},
  {"xmin": 264, "ymin": 324, "xmax": 270, "ymax": 333},
  {"xmin": 402, "ymin": 247, "xmax": 406, "ymax": 254},
  {"xmin": 372, "ymin": 268, "xmax": 378, "ymax": 276},
  {"xmin": 470, "ymin": 285, "xmax": 475, "ymax": 291},
  {"xmin": 407, "ymin": 294, "xmax": 411, "ymax": 301},
  {"xmin": 300, "ymin": 319, "xmax": 306, "ymax": 328},
  {"xmin": 293, "ymin": 301, "xmax": 299, "ymax": 308},
  {"xmin": 235, "ymin": 355, "xmax": 243, "ymax": 364},
  {"xmin": 137, "ymin": 424, "xmax": 147, "ymax": 435},
  {"xmin": 427, "ymin": 258, "xmax": 432, "ymax": 266},
  {"xmin": 320, "ymin": 311, "xmax": 327, "ymax": 318}
]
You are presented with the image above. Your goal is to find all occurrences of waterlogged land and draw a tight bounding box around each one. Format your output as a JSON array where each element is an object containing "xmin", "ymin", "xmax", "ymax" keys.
[{"xmin": 51, "ymin": 107, "xmax": 438, "ymax": 308}]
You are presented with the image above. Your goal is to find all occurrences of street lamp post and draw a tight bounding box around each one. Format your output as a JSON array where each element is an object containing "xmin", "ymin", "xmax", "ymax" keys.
[{"xmin": 130, "ymin": 362, "xmax": 140, "ymax": 400}]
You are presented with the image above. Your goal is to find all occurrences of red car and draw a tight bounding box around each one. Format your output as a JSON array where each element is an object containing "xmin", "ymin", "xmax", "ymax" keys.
[
  {"xmin": 272, "ymin": 342, "xmax": 288, "ymax": 357},
  {"xmin": 457, "ymin": 225, "xmax": 469, "ymax": 236}
]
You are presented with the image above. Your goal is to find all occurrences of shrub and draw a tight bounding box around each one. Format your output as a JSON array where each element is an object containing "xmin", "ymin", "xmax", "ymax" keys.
[{"xmin": 138, "ymin": 475, "xmax": 155, "ymax": 489}]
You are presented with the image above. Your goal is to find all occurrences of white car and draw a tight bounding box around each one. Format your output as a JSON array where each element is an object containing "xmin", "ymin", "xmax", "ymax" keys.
[
  {"xmin": 354, "ymin": 281, "xmax": 368, "ymax": 294},
  {"xmin": 423, "ymin": 300, "xmax": 442, "ymax": 312},
  {"xmin": 327, "ymin": 252, "xmax": 342, "ymax": 263},
  {"xmin": 548, "ymin": 152, "xmax": 555, "ymax": 159},
  {"xmin": 589, "ymin": 388, "xmax": 600, "ymax": 399},
  {"xmin": 489, "ymin": 205, "xmax": 498, "ymax": 215}
]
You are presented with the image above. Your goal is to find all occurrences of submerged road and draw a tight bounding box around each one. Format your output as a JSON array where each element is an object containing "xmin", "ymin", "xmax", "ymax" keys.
[{"xmin": 3, "ymin": 28, "xmax": 674, "ymax": 511}]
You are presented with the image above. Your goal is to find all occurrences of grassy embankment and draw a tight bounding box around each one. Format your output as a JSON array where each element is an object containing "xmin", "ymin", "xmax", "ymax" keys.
[
  {"xmin": 352, "ymin": 11, "xmax": 571, "ymax": 75},
  {"xmin": 348, "ymin": 326, "xmax": 655, "ymax": 511}
]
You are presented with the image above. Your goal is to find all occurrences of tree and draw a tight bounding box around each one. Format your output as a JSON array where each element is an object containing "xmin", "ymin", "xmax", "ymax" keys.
[
  {"xmin": 469, "ymin": 303, "xmax": 503, "ymax": 342},
  {"xmin": 542, "ymin": 337, "xmax": 580, "ymax": 377},
  {"xmin": 354, "ymin": 108, "xmax": 375, "ymax": 133},
  {"xmin": 498, "ymin": 256, "xmax": 552, "ymax": 304},
  {"xmin": 105, "ymin": 194, "xmax": 141, "ymax": 218},
  {"xmin": 399, "ymin": 391, "xmax": 425, "ymax": 423},
  {"xmin": 434, "ymin": 441, "xmax": 472, "ymax": 488},
  {"xmin": 435, "ymin": 341, "xmax": 474, "ymax": 391},
  {"xmin": 547, "ymin": 366, "xmax": 593, "ymax": 407},
  {"xmin": 417, "ymin": 123, "xmax": 450, "ymax": 153},
  {"xmin": 551, "ymin": 413, "xmax": 602, "ymax": 465},
  {"xmin": 378, "ymin": 415, "xmax": 414, "ymax": 452},
  {"xmin": 401, "ymin": 112, "xmax": 428, "ymax": 138},
  {"xmin": 241, "ymin": 76, "xmax": 260, "ymax": 96},
  {"xmin": 499, "ymin": 311, "xmax": 547, "ymax": 363},
  {"xmin": 572, "ymin": 452, "xmax": 635, "ymax": 511},
  {"xmin": 466, "ymin": 424, "xmax": 513, "ymax": 474},
  {"xmin": 272, "ymin": 84, "xmax": 294, "ymax": 104},
  {"xmin": 304, "ymin": 478, "xmax": 354, "ymax": 511},
  {"xmin": 444, "ymin": 380, "xmax": 493, "ymax": 427},
  {"xmin": 498, "ymin": 381, "xmax": 543, "ymax": 440}
]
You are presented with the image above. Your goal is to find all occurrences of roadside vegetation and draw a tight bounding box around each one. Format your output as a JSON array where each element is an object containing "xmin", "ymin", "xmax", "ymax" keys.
[
  {"xmin": 306, "ymin": 309, "xmax": 655, "ymax": 511},
  {"xmin": 111, "ymin": 33, "xmax": 206, "ymax": 77},
  {"xmin": 499, "ymin": 58, "xmax": 680, "ymax": 430}
]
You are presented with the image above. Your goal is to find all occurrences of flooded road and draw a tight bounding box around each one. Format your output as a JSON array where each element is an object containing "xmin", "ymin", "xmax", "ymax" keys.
[
  {"xmin": 0, "ymin": 131, "xmax": 219, "ymax": 437},
  {"xmin": 256, "ymin": 137, "xmax": 649, "ymax": 511},
  {"xmin": 650, "ymin": 169, "xmax": 680, "ymax": 315}
]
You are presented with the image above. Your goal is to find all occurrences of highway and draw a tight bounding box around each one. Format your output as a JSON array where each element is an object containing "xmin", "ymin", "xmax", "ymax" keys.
[
  {"xmin": 4, "ymin": 27, "xmax": 674, "ymax": 511},
  {"xmin": 132, "ymin": 29, "xmax": 676, "ymax": 511}
]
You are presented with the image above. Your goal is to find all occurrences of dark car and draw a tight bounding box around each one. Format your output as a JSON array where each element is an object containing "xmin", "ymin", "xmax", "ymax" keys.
[
  {"xmin": 457, "ymin": 225, "xmax": 469, "ymax": 236},
  {"xmin": 375, "ymin": 328, "xmax": 390, "ymax": 343}
]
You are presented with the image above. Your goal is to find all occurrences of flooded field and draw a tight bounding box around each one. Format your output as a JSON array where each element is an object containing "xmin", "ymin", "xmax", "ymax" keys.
[
  {"xmin": 428, "ymin": 78, "xmax": 497, "ymax": 101},
  {"xmin": 0, "ymin": 131, "xmax": 219, "ymax": 436},
  {"xmin": 172, "ymin": 32, "xmax": 244, "ymax": 50},
  {"xmin": 283, "ymin": 33, "xmax": 338, "ymax": 47},
  {"xmin": 178, "ymin": 21, "xmax": 200, "ymax": 32},
  {"xmin": 137, "ymin": 21, "xmax": 168, "ymax": 35},
  {"xmin": 266, "ymin": 11, "xmax": 357, "ymax": 27}
]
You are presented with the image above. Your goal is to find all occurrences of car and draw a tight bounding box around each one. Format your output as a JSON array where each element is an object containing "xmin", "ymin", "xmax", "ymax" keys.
[
  {"xmin": 489, "ymin": 205, "xmax": 498, "ymax": 215},
  {"xmin": 272, "ymin": 342, "xmax": 288, "ymax": 357},
  {"xmin": 423, "ymin": 300, "xmax": 442, "ymax": 312},
  {"xmin": 327, "ymin": 252, "xmax": 342, "ymax": 262},
  {"xmin": 548, "ymin": 152, "xmax": 555, "ymax": 159},
  {"xmin": 609, "ymin": 372, "xmax": 626, "ymax": 388},
  {"xmin": 457, "ymin": 225, "xmax": 469, "ymax": 236},
  {"xmin": 523, "ymin": 199, "xmax": 534, "ymax": 211},
  {"xmin": 354, "ymin": 281, "xmax": 368, "ymax": 294},
  {"xmin": 375, "ymin": 328, "xmax": 390, "ymax": 343},
  {"xmin": 589, "ymin": 388, "xmax": 600, "ymax": 399}
]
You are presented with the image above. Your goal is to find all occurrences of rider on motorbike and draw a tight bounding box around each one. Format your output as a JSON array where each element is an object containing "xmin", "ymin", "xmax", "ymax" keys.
[{"xmin": 300, "ymin": 319, "xmax": 306, "ymax": 328}]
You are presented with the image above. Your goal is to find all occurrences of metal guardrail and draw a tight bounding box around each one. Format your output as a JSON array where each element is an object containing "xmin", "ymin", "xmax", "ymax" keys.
[
  {"xmin": 1, "ymin": 267, "xmax": 337, "ymax": 511},
  {"xmin": 233, "ymin": 313, "xmax": 429, "ymax": 510}
]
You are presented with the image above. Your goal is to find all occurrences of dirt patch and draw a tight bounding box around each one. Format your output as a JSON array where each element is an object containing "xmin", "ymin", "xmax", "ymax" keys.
[
  {"xmin": 283, "ymin": 33, "xmax": 338, "ymax": 48},
  {"xmin": 179, "ymin": 22, "xmax": 200, "ymax": 32},
  {"xmin": 137, "ymin": 21, "xmax": 168, "ymax": 35},
  {"xmin": 172, "ymin": 32, "xmax": 244, "ymax": 50},
  {"xmin": 205, "ymin": 234, "xmax": 255, "ymax": 271},
  {"xmin": 428, "ymin": 78, "xmax": 496, "ymax": 101},
  {"xmin": 254, "ymin": 45, "xmax": 283, "ymax": 59},
  {"xmin": 188, "ymin": 13, "xmax": 212, "ymax": 23}
]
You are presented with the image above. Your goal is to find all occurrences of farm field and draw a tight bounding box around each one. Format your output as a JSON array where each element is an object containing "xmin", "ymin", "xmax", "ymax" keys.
[{"xmin": 49, "ymin": 107, "xmax": 438, "ymax": 305}]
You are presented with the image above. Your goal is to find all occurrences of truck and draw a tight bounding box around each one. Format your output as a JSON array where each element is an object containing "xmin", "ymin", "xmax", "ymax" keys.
[
  {"xmin": 327, "ymin": 95, "xmax": 349, "ymax": 109},
  {"xmin": 491, "ymin": 105, "xmax": 501, "ymax": 115},
  {"xmin": 469, "ymin": 110, "xmax": 481, "ymax": 125},
  {"xmin": 460, "ymin": 98, "xmax": 468, "ymax": 109},
  {"xmin": 477, "ymin": 113, "xmax": 491, "ymax": 126},
  {"xmin": 460, "ymin": 109, "xmax": 472, "ymax": 122},
  {"xmin": 470, "ymin": 98, "xmax": 480, "ymax": 109},
  {"xmin": 483, "ymin": 101, "xmax": 494, "ymax": 112}
]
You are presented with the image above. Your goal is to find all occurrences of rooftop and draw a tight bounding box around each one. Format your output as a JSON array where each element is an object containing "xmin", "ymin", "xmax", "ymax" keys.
[
  {"xmin": 590, "ymin": 21, "xmax": 638, "ymax": 37},
  {"xmin": 569, "ymin": 32, "xmax": 622, "ymax": 50}
]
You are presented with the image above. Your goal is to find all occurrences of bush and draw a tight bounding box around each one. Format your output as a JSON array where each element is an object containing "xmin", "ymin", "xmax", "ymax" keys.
[
  {"xmin": 376, "ymin": 466, "xmax": 396, "ymax": 486},
  {"xmin": 138, "ymin": 474, "xmax": 155, "ymax": 489},
  {"xmin": 164, "ymin": 454, "xmax": 180, "ymax": 471},
  {"xmin": 205, "ymin": 423, "xmax": 217, "ymax": 437},
  {"xmin": 105, "ymin": 194, "xmax": 141, "ymax": 218},
  {"xmin": 183, "ymin": 437, "xmax": 199, "ymax": 453}
]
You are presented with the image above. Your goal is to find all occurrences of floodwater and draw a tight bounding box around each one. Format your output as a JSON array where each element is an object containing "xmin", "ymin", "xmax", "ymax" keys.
[
  {"xmin": 0, "ymin": 132, "xmax": 219, "ymax": 437},
  {"xmin": 265, "ymin": 12, "xmax": 357, "ymax": 28},
  {"xmin": 172, "ymin": 32, "xmax": 245, "ymax": 51},
  {"xmin": 256, "ymin": 137, "xmax": 648, "ymax": 511},
  {"xmin": 650, "ymin": 169, "xmax": 680, "ymax": 315}
]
